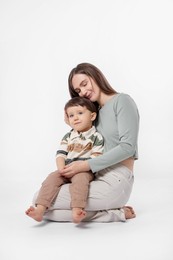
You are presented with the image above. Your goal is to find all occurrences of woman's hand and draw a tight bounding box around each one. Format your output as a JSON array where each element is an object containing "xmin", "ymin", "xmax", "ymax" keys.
[{"xmin": 59, "ymin": 161, "xmax": 90, "ymax": 178}]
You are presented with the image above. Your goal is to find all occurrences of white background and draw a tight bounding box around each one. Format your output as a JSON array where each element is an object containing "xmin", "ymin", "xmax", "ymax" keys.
[{"xmin": 0, "ymin": 1, "xmax": 173, "ymax": 260}]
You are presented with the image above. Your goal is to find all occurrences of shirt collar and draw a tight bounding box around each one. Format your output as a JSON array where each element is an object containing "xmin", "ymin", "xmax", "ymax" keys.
[{"xmin": 71, "ymin": 126, "xmax": 96, "ymax": 140}]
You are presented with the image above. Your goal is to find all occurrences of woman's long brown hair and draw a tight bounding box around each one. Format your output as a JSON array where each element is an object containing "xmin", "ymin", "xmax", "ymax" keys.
[{"xmin": 68, "ymin": 63, "xmax": 117, "ymax": 99}]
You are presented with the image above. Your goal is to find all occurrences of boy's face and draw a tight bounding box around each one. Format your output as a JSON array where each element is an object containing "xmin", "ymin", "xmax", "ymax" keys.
[{"xmin": 66, "ymin": 105, "xmax": 96, "ymax": 132}]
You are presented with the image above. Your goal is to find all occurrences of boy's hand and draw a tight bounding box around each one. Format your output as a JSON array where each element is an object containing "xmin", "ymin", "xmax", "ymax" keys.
[{"xmin": 59, "ymin": 161, "xmax": 90, "ymax": 178}]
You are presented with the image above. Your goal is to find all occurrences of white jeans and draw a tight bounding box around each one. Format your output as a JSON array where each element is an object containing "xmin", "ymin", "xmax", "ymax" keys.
[{"xmin": 33, "ymin": 164, "xmax": 134, "ymax": 222}]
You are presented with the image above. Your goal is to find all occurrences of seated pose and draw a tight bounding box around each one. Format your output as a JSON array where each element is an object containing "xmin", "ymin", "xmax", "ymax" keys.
[
  {"xmin": 31, "ymin": 62, "xmax": 139, "ymax": 223},
  {"xmin": 26, "ymin": 97, "xmax": 104, "ymax": 223}
]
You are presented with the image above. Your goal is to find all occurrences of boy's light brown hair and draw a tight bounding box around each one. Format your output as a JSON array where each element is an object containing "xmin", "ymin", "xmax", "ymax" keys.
[{"xmin": 64, "ymin": 97, "xmax": 98, "ymax": 114}]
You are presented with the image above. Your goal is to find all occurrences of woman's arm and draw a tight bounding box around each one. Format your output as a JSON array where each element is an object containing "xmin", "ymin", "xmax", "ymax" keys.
[{"xmin": 88, "ymin": 94, "xmax": 139, "ymax": 172}]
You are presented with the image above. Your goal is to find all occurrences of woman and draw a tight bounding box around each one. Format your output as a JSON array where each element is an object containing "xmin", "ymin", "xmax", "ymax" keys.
[{"xmin": 33, "ymin": 62, "xmax": 139, "ymax": 222}]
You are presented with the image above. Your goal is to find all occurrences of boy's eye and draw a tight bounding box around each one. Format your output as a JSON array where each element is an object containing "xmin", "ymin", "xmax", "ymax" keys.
[
  {"xmin": 78, "ymin": 112, "xmax": 83, "ymax": 115},
  {"xmin": 69, "ymin": 114, "xmax": 74, "ymax": 118}
]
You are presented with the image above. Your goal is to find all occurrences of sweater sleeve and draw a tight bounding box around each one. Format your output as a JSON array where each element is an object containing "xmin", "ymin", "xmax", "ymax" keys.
[{"xmin": 88, "ymin": 94, "xmax": 140, "ymax": 173}]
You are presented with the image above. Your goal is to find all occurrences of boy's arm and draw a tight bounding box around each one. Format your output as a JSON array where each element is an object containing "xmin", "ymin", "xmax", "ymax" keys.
[
  {"xmin": 90, "ymin": 133, "xmax": 104, "ymax": 158},
  {"xmin": 56, "ymin": 131, "xmax": 71, "ymax": 170},
  {"xmin": 56, "ymin": 156, "xmax": 66, "ymax": 170}
]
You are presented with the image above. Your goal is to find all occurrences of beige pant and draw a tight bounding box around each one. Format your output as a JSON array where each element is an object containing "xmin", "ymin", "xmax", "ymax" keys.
[
  {"xmin": 35, "ymin": 170, "xmax": 94, "ymax": 209},
  {"xmin": 33, "ymin": 164, "xmax": 134, "ymax": 222}
]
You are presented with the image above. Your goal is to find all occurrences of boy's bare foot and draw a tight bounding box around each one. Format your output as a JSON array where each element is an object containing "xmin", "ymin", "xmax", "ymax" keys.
[
  {"xmin": 72, "ymin": 208, "xmax": 86, "ymax": 223},
  {"xmin": 25, "ymin": 206, "xmax": 44, "ymax": 222},
  {"xmin": 123, "ymin": 206, "xmax": 136, "ymax": 219}
]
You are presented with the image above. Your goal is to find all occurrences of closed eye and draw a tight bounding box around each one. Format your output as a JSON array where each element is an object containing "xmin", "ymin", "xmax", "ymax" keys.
[
  {"xmin": 74, "ymin": 80, "xmax": 88, "ymax": 94},
  {"xmin": 74, "ymin": 88, "xmax": 81, "ymax": 94}
]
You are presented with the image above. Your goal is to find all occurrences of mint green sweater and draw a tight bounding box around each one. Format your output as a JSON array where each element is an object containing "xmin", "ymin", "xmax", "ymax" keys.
[{"xmin": 88, "ymin": 93, "xmax": 139, "ymax": 173}]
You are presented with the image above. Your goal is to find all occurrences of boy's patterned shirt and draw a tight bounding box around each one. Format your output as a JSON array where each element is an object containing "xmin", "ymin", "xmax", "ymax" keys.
[{"xmin": 56, "ymin": 126, "xmax": 104, "ymax": 164}]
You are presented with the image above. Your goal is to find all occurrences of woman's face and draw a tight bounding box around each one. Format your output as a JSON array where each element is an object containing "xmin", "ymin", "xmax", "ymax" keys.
[{"xmin": 71, "ymin": 74, "xmax": 101, "ymax": 102}]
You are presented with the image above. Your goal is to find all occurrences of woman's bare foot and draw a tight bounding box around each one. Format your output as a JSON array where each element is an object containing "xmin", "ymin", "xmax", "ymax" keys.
[
  {"xmin": 123, "ymin": 206, "xmax": 136, "ymax": 219},
  {"xmin": 72, "ymin": 208, "xmax": 86, "ymax": 223},
  {"xmin": 25, "ymin": 206, "xmax": 45, "ymax": 222}
]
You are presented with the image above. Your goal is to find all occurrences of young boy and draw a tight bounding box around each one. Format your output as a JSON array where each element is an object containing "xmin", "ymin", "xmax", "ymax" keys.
[{"xmin": 25, "ymin": 97, "xmax": 104, "ymax": 223}]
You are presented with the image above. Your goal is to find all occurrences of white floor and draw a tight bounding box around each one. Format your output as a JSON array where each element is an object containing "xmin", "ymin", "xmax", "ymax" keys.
[{"xmin": 0, "ymin": 175, "xmax": 172, "ymax": 260}]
